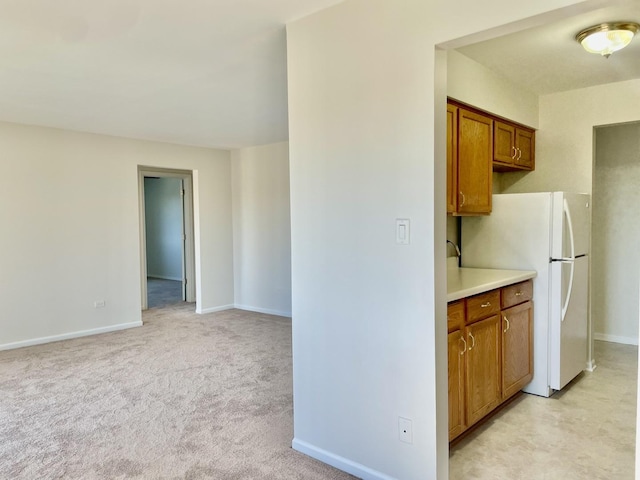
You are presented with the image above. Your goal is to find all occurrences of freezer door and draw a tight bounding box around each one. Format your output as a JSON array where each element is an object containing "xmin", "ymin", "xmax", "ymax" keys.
[
  {"xmin": 552, "ymin": 192, "xmax": 591, "ymax": 259},
  {"xmin": 549, "ymin": 255, "xmax": 588, "ymax": 390},
  {"xmin": 462, "ymin": 193, "xmax": 553, "ymax": 270}
]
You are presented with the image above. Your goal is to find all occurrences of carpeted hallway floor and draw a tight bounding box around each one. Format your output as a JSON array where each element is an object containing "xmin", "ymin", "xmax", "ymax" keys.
[
  {"xmin": 0, "ymin": 304, "xmax": 355, "ymax": 480},
  {"xmin": 147, "ymin": 278, "xmax": 183, "ymax": 309}
]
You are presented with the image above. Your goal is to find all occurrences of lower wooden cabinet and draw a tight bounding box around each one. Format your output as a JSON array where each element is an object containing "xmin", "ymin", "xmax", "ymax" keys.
[
  {"xmin": 465, "ymin": 315, "xmax": 501, "ymax": 427},
  {"xmin": 502, "ymin": 301, "xmax": 534, "ymax": 399},
  {"xmin": 448, "ymin": 280, "xmax": 533, "ymax": 441},
  {"xmin": 448, "ymin": 329, "xmax": 466, "ymax": 440}
]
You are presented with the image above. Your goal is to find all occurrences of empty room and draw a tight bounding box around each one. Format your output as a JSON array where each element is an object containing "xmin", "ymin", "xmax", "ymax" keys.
[{"xmin": 2, "ymin": 1, "xmax": 640, "ymax": 480}]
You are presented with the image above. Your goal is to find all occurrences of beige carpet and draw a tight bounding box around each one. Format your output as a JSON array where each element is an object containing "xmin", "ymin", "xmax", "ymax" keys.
[{"xmin": 0, "ymin": 304, "xmax": 355, "ymax": 479}]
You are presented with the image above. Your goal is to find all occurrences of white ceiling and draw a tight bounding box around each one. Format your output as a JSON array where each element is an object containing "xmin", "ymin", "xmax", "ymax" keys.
[
  {"xmin": 0, "ymin": 0, "xmax": 342, "ymax": 149},
  {"xmin": 4, "ymin": 2, "xmax": 638, "ymax": 150},
  {"xmin": 457, "ymin": 3, "xmax": 640, "ymax": 95}
]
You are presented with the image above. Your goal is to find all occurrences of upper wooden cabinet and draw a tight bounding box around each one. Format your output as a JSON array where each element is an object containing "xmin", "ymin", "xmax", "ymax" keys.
[
  {"xmin": 446, "ymin": 104, "xmax": 458, "ymax": 214},
  {"xmin": 446, "ymin": 99, "xmax": 536, "ymax": 216},
  {"xmin": 493, "ymin": 120, "xmax": 535, "ymax": 172},
  {"xmin": 447, "ymin": 102, "xmax": 493, "ymax": 216}
]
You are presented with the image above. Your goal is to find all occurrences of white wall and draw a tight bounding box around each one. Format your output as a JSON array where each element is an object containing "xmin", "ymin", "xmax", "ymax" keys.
[
  {"xmin": 592, "ymin": 123, "xmax": 640, "ymax": 345},
  {"xmin": 145, "ymin": 177, "xmax": 183, "ymax": 281},
  {"xmin": 286, "ymin": 1, "xmax": 587, "ymax": 479},
  {"xmin": 502, "ymin": 79, "xmax": 640, "ymax": 195},
  {"xmin": 0, "ymin": 121, "xmax": 234, "ymax": 349},
  {"xmin": 231, "ymin": 142, "xmax": 292, "ymax": 317},
  {"xmin": 447, "ymin": 49, "xmax": 539, "ymax": 129}
]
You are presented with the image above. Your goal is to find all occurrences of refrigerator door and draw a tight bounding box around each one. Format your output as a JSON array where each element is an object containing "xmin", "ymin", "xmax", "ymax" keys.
[
  {"xmin": 549, "ymin": 255, "xmax": 589, "ymax": 390},
  {"xmin": 551, "ymin": 192, "xmax": 591, "ymax": 259},
  {"xmin": 462, "ymin": 193, "xmax": 553, "ymax": 270}
]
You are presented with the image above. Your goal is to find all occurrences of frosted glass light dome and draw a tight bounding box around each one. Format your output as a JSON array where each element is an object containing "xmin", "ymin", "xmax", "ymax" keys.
[{"xmin": 576, "ymin": 22, "xmax": 639, "ymax": 57}]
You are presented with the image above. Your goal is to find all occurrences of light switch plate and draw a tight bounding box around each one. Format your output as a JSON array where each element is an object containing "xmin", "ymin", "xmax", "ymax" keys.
[{"xmin": 396, "ymin": 218, "xmax": 410, "ymax": 245}]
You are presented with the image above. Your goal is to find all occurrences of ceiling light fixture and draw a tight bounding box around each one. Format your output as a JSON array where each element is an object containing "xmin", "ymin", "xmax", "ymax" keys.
[{"xmin": 575, "ymin": 22, "xmax": 640, "ymax": 58}]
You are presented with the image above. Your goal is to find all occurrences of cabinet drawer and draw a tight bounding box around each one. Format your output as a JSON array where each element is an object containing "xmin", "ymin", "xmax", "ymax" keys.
[
  {"xmin": 466, "ymin": 290, "xmax": 500, "ymax": 324},
  {"xmin": 502, "ymin": 280, "xmax": 533, "ymax": 309},
  {"xmin": 447, "ymin": 301, "xmax": 465, "ymax": 333}
]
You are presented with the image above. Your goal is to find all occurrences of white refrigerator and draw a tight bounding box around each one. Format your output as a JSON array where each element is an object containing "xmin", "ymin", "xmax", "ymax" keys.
[{"xmin": 461, "ymin": 192, "xmax": 590, "ymax": 397}]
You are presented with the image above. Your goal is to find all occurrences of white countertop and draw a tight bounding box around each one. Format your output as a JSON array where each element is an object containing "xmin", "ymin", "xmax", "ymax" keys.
[{"xmin": 447, "ymin": 266, "xmax": 537, "ymax": 302}]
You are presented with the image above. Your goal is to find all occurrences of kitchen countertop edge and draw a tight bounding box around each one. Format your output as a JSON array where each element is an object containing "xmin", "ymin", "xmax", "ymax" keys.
[{"xmin": 447, "ymin": 268, "xmax": 537, "ymax": 302}]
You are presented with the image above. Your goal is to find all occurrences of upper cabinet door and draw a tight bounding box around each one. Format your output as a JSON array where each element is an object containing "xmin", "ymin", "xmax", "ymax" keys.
[
  {"xmin": 447, "ymin": 104, "xmax": 458, "ymax": 214},
  {"xmin": 457, "ymin": 108, "xmax": 493, "ymax": 215},
  {"xmin": 515, "ymin": 128, "xmax": 535, "ymax": 170},
  {"xmin": 493, "ymin": 121, "xmax": 535, "ymax": 172},
  {"xmin": 493, "ymin": 120, "xmax": 516, "ymax": 166}
]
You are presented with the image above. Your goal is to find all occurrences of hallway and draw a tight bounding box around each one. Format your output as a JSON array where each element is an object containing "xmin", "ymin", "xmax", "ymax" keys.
[{"xmin": 147, "ymin": 278, "xmax": 183, "ymax": 309}]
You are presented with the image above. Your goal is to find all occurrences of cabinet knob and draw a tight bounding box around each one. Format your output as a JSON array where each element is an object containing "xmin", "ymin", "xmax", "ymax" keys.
[
  {"xmin": 511, "ymin": 146, "xmax": 517, "ymax": 159},
  {"xmin": 503, "ymin": 315, "xmax": 510, "ymax": 333},
  {"xmin": 481, "ymin": 301, "xmax": 491, "ymax": 308},
  {"xmin": 468, "ymin": 332, "xmax": 476, "ymax": 350},
  {"xmin": 515, "ymin": 291, "xmax": 523, "ymax": 296},
  {"xmin": 459, "ymin": 191, "xmax": 466, "ymax": 207}
]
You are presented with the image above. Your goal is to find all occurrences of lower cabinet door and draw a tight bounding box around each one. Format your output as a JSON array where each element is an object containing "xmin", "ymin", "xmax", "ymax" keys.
[
  {"xmin": 448, "ymin": 329, "xmax": 466, "ymax": 440},
  {"xmin": 502, "ymin": 301, "xmax": 534, "ymax": 399},
  {"xmin": 465, "ymin": 315, "xmax": 501, "ymax": 426}
]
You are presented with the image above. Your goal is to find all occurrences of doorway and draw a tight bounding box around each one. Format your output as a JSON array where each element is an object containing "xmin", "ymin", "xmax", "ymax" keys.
[
  {"xmin": 138, "ymin": 167, "xmax": 196, "ymax": 310},
  {"xmin": 592, "ymin": 122, "xmax": 640, "ymax": 345}
]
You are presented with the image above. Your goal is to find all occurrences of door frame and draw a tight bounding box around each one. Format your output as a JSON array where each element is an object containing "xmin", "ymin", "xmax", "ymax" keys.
[{"xmin": 138, "ymin": 166, "xmax": 196, "ymax": 310}]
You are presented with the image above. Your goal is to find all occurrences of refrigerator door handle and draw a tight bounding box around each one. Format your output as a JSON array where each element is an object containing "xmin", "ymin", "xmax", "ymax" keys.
[
  {"xmin": 561, "ymin": 199, "xmax": 576, "ymax": 322},
  {"xmin": 564, "ymin": 198, "xmax": 576, "ymax": 260},
  {"xmin": 561, "ymin": 260, "xmax": 576, "ymax": 322}
]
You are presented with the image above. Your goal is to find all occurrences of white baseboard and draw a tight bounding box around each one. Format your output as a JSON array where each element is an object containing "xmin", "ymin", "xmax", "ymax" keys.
[
  {"xmin": 196, "ymin": 304, "xmax": 292, "ymax": 317},
  {"xmin": 147, "ymin": 275, "xmax": 182, "ymax": 282},
  {"xmin": 292, "ymin": 438, "xmax": 395, "ymax": 480},
  {"xmin": 196, "ymin": 304, "xmax": 235, "ymax": 314},
  {"xmin": 594, "ymin": 333, "xmax": 638, "ymax": 346},
  {"xmin": 234, "ymin": 304, "xmax": 292, "ymax": 318},
  {"xmin": 0, "ymin": 321, "xmax": 143, "ymax": 352}
]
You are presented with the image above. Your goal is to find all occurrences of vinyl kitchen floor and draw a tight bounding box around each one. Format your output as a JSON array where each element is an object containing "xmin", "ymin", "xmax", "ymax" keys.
[{"xmin": 449, "ymin": 340, "xmax": 637, "ymax": 480}]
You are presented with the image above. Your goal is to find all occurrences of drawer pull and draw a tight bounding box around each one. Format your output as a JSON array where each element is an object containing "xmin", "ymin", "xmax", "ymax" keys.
[
  {"xmin": 481, "ymin": 301, "xmax": 492, "ymax": 308},
  {"xmin": 515, "ymin": 291, "xmax": 523, "ymax": 297},
  {"xmin": 459, "ymin": 336, "xmax": 467, "ymax": 355},
  {"xmin": 503, "ymin": 315, "xmax": 510, "ymax": 333}
]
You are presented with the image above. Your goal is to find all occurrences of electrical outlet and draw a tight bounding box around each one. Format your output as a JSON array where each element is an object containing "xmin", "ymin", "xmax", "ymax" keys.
[
  {"xmin": 398, "ymin": 417, "xmax": 413, "ymax": 444},
  {"xmin": 94, "ymin": 300, "xmax": 106, "ymax": 308}
]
